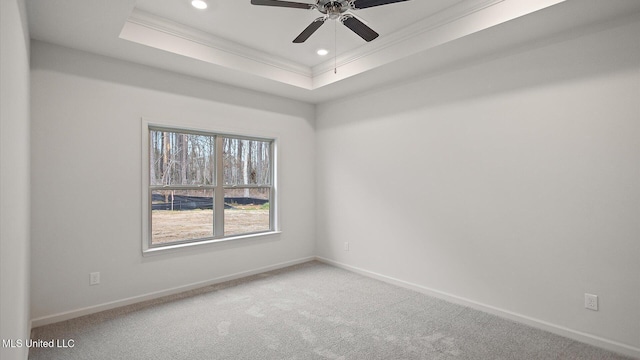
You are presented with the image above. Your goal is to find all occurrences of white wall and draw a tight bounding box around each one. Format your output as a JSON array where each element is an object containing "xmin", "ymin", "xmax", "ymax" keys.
[
  {"xmin": 1, "ymin": 0, "xmax": 31, "ymax": 359},
  {"xmin": 29, "ymin": 42, "xmax": 316, "ymax": 322},
  {"xmin": 316, "ymin": 16, "xmax": 640, "ymax": 355}
]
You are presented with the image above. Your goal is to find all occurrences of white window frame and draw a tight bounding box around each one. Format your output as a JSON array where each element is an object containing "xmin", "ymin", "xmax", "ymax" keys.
[{"xmin": 141, "ymin": 118, "xmax": 279, "ymax": 255}]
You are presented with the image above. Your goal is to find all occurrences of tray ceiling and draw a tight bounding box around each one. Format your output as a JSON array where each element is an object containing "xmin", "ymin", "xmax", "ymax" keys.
[{"xmin": 26, "ymin": 0, "xmax": 640, "ymax": 103}]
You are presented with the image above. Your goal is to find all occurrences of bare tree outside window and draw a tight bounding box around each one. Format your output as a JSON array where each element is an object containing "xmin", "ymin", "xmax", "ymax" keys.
[
  {"xmin": 222, "ymin": 137, "xmax": 271, "ymax": 236},
  {"xmin": 148, "ymin": 128, "xmax": 274, "ymax": 247}
]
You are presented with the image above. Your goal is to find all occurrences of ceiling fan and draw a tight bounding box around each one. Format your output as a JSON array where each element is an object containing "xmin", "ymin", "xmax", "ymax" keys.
[{"xmin": 250, "ymin": 0, "xmax": 410, "ymax": 43}]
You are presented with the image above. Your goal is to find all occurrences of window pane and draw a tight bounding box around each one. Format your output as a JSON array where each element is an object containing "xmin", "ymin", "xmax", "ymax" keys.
[
  {"xmin": 223, "ymin": 137, "xmax": 271, "ymax": 186},
  {"xmin": 150, "ymin": 130, "xmax": 215, "ymax": 186},
  {"xmin": 151, "ymin": 189, "xmax": 214, "ymax": 244},
  {"xmin": 224, "ymin": 188, "xmax": 270, "ymax": 236}
]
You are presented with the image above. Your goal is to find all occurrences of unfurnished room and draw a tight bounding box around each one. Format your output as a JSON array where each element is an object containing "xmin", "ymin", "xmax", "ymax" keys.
[{"xmin": 1, "ymin": 0, "xmax": 639, "ymax": 359}]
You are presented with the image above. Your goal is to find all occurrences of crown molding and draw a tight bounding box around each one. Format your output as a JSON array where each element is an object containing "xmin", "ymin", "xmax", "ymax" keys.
[
  {"xmin": 311, "ymin": 0, "xmax": 506, "ymax": 77},
  {"xmin": 310, "ymin": 0, "xmax": 566, "ymax": 88},
  {"xmin": 120, "ymin": 8, "xmax": 314, "ymax": 88},
  {"xmin": 119, "ymin": 0, "xmax": 566, "ymax": 91},
  {"xmin": 127, "ymin": 9, "xmax": 312, "ymax": 77}
]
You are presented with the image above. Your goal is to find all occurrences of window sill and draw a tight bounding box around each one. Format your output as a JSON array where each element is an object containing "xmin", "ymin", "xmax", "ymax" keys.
[{"xmin": 142, "ymin": 231, "xmax": 281, "ymax": 257}]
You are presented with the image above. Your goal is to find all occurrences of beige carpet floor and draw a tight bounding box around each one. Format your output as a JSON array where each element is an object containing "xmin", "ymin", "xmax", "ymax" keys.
[{"xmin": 29, "ymin": 261, "xmax": 635, "ymax": 359}]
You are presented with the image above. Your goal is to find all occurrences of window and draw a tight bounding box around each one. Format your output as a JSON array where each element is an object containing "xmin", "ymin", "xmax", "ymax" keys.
[
  {"xmin": 222, "ymin": 137, "xmax": 273, "ymax": 237},
  {"xmin": 144, "ymin": 124, "xmax": 275, "ymax": 251}
]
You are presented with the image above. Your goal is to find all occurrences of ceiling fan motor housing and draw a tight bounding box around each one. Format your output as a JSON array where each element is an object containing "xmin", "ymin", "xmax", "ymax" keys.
[
  {"xmin": 317, "ymin": 0, "xmax": 350, "ymax": 19},
  {"xmin": 250, "ymin": 0, "xmax": 411, "ymax": 43}
]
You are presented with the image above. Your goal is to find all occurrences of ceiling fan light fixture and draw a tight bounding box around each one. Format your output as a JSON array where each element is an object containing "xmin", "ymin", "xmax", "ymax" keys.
[
  {"xmin": 251, "ymin": 0, "xmax": 410, "ymax": 43},
  {"xmin": 317, "ymin": 49, "xmax": 329, "ymax": 56},
  {"xmin": 191, "ymin": 0, "xmax": 208, "ymax": 10}
]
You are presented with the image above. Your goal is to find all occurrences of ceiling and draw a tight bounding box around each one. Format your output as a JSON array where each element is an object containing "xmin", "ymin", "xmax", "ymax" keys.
[
  {"xmin": 26, "ymin": 0, "xmax": 640, "ymax": 104},
  {"xmin": 132, "ymin": 0, "xmax": 463, "ymax": 68}
]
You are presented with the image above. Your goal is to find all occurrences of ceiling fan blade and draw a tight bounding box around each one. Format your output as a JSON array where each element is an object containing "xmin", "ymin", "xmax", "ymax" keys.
[
  {"xmin": 293, "ymin": 17, "xmax": 326, "ymax": 43},
  {"xmin": 250, "ymin": 0, "xmax": 314, "ymax": 9},
  {"xmin": 351, "ymin": 0, "xmax": 410, "ymax": 10},
  {"xmin": 341, "ymin": 15, "xmax": 379, "ymax": 42}
]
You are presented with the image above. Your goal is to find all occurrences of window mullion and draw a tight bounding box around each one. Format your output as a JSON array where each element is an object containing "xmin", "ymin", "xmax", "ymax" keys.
[{"xmin": 214, "ymin": 136, "xmax": 225, "ymax": 238}]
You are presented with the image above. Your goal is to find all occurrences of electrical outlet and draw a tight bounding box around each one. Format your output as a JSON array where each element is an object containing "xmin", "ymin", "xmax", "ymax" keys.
[
  {"xmin": 584, "ymin": 293, "xmax": 598, "ymax": 311},
  {"xmin": 344, "ymin": 242, "xmax": 349, "ymax": 251},
  {"xmin": 90, "ymin": 272, "xmax": 100, "ymax": 285}
]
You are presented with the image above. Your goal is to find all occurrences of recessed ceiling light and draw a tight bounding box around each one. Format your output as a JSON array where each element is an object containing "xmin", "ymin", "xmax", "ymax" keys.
[
  {"xmin": 317, "ymin": 49, "xmax": 329, "ymax": 56},
  {"xmin": 191, "ymin": 0, "xmax": 208, "ymax": 10}
]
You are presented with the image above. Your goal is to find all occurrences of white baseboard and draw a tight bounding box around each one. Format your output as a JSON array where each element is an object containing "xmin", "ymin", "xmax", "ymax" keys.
[
  {"xmin": 28, "ymin": 255, "xmax": 640, "ymax": 358},
  {"xmin": 315, "ymin": 256, "xmax": 640, "ymax": 359},
  {"xmin": 31, "ymin": 256, "xmax": 315, "ymax": 328}
]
